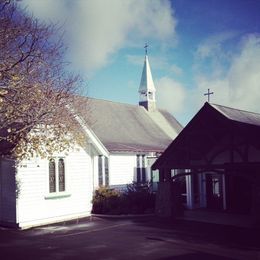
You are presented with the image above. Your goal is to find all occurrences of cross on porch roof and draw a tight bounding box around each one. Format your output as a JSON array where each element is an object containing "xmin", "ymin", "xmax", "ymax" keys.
[{"xmin": 204, "ymin": 88, "xmax": 214, "ymax": 102}]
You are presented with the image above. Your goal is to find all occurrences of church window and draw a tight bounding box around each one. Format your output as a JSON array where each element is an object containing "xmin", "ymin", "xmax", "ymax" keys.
[
  {"xmin": 136, "ymin": 155, "xmax": 140, "ymax": 168},
  {"xmin": 58, "ymin": 158, "xmax": 65, "ymax": 192},
  {"xmin": 104, "ymin": 157, "xmax": 109, "ymax": 186},
  {"xmin": 48, "ymin": 158, "xmax": 66, "ymax": 193},
  {"xmin": 98, "ymin": 155, "xmax": 109, "ymax": 186},
  {"xmin": 98, "ymin": 155, "xmax": 103, "ymax": 186},
  {"xmin": 136, "ymin": 155, "xmax": 146, "ymax": 183},
  {"xmin": 141, "ymin": 155, "xmax": 146, "ymax": 167},
  {"xmin": 141, "ymin": 155, "xmax": 146, "ymax": 182},
  {"xmin": 49, "ymin": 159, "xmax": 56, "ymax": 193},
  {"xmin": 136, "ymin": 155, "xmax": 141, "ymax": 183}
]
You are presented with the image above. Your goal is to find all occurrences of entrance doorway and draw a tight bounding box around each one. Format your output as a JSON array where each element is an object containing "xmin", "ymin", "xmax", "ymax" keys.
[{"xmin": 206, "ymin": 174, "xmax": 223, "ymax": 210}]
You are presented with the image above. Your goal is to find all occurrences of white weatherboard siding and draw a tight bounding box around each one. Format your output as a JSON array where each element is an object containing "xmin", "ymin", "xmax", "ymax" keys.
[
  {"xmin": 16, "ymin": 146, "xmax": 93, "ymax": 229},
  {"xmin": 109, "ymin": 154, "xmax": 136, "ymax": 186},
  {"xmin": 0, "ymin": 159, "xmax": 16, "ymax": 225}
]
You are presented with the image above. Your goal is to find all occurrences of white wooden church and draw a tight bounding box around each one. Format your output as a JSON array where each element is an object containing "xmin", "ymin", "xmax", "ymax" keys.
[{"xmin": 0, "ymin": 52, "xmax": 182, "ymax": 229}]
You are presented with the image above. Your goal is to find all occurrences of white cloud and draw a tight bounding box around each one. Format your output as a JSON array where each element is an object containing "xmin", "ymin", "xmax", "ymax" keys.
[
  {"xmin": 195, "ymin": 31, "xmax": 237, "ymax": 60},
  {"xmin": 194, "ymin": 34, "xmax": 260, "ymax": 113},
  {"xmin": 156, "ymin": 77, "xmax": 186, "ymax": 115},
  {"xmin": 20, "ymin": 0, "xmax": 177, "ymax": 74},
  {"xmin": 170, "ymin": 64, "xmax": 183, "ymax": 76},
  {"xmin": 162, "ymin": 33, "xmax": 260, "ymax": 126},
  {"xmin": 20, "ymin": 0, "xmax": 66, "ymax": 23},
  {"xmin": 193, "ymin": 31, "xmax": 238, "ymax": 78}
]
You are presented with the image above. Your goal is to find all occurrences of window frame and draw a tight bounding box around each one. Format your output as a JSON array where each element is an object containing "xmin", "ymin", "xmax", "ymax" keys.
[
  {"xmin": 98, "ymin": 155, "xmax": 110, "ymax": 187},
  {"xmin": 49, "ymin": 158, "xmax": 56, "ymax": 193},
  {"xmin": 136, "ymin": 154, "xmax": 147, "ymax": 183},
  {"xmin": 45, "ymin": 157, "xmax": 71, "ymax": 199},
  {"xmin": 58, "ymin": 158, "xmax": 65, "ymax": 192},
  {"xmin": 104, "ymin": 156, "xmax": 109, "ymax": 186},
  {"xmin": 98, "ymin": 155, "xmax": 103, "ymax": 186}
]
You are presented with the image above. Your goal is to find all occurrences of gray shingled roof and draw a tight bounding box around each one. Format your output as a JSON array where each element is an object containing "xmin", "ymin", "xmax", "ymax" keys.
[
  {"xmin": 74, "ymin": 96, "xmax": 182, "ymax": 153},
  {"xmin": 211, "ymin": 103, "xmax": 260, "ymax": 126}
]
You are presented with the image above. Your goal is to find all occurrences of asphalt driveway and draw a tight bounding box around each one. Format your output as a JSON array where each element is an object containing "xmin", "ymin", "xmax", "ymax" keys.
[{"xmin": 0, "ymin": 216, "xmax": 259, "ymax": 260}]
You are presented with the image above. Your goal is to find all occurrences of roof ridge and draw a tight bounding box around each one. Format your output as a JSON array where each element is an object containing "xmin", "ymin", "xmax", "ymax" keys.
[
  {"xmin": 157, "ymin": 107, "xmax": 169, "ymax": 113},
  {"xmin": 88, "ymin": 96, "xmax": 140, "ymax": 108}
]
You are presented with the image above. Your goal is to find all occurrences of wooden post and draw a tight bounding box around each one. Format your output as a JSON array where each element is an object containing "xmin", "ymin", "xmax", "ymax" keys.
[
  {"xmin": 165, "ymin": 168, "xmax": 171, "ymax": 182},
  {"xmin": 159, "ymin": 169, "xmax": 164, "ymax": 182}
]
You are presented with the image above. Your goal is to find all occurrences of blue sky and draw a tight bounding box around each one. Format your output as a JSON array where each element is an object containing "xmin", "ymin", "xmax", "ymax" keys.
[{"xmin": 20, "ymin": 0, "xmax": 260, "ymax": 125}]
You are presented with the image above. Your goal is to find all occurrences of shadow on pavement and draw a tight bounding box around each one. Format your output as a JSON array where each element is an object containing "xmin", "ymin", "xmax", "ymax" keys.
[
  {"xmin": 160, "ymin": 252, "xmax": 236, "ymax": 260},
  {"xmin": 128, "ymin": 216, "xmax": 260, "ymax": 250}
]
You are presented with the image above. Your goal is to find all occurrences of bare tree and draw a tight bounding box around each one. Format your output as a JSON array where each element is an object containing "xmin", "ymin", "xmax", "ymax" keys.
[{"xmin": 0, "ymin": 0, "xmax": 86, "ymax": 160}]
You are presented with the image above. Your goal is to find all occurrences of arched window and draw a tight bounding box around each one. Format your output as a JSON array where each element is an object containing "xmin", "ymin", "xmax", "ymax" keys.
[
  {"xmin": 58, "ymin": 158, "xmax": 65, "ymax": 192},
  {"xmin": 49, "ymin": 159, "xmax": 56, "ymax": 193},
  {"xmin": 48, "ymin": 158, "xmax": 66, "ymax": 194}
]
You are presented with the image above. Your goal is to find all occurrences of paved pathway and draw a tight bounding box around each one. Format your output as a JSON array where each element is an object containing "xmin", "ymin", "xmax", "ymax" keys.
[{"xmin": 0, "ymin": 217, "xmax": 259, "ymax": 259}]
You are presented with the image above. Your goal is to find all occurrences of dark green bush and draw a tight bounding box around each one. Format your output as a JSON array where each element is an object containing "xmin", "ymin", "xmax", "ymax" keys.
[
  {"xmin": 92, "ymin": 182, "xmax": 155, "ymax": 215},
  {"xmin": 92, "ymin": 186, "xmax": 122, "ymax": 214},
  {"xmin": 123, "ymin": 182, "xmax": 155, "ymax": 214}
]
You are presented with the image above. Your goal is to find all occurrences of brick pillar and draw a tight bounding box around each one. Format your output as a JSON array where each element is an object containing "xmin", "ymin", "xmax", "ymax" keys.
[
  {"xmin": 155, "ymin": 169, "xmax": 184, "ymax": 218},
  {"xmin": 156, "ymin": 182, "xmax": 173, "ymax": 217},
  {"xmin": 156, "ymin": 181, "xmax": 184, "ymax": 218}
]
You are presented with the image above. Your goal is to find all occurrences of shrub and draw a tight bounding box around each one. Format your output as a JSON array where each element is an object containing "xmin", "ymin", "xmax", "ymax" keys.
[
  {"xmin": 123, "ymin": 182, "xmax": 155, "ymax": 214},
  {"xmin": 92, "ymin": 182, "xmax": 155, "ymax": 215},
  {"xmin": 92, "ymin": 186, "xmax": 122, "ymax": 214}
]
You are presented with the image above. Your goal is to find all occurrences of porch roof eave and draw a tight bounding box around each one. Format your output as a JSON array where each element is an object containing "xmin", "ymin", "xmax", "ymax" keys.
[{"xmin": 156, "ymin": 161, "xmax": 260, "ymax": 171}]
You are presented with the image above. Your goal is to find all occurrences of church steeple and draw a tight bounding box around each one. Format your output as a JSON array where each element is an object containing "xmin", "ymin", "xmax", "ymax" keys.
[{"xmin": 139, "ymin": 44, "xmax": 156, "ymax": 111}]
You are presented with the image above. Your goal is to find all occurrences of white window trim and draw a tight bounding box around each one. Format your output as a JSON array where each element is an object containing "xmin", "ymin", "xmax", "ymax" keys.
[
  {"xmin": 136, "ymin": 154, "xmax": 147, "ymax": 183},
  {"xmin": 45, "ymin": 157, "xmax": 71, "ymax": 199},
  {"xmin": 98, "ymin": 155, "xmax": 110, "ymax": 186}
]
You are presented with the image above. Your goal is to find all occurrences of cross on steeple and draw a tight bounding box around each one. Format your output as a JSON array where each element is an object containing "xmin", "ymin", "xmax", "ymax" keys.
[
  {"xmin": 204, "ymin": 88, "xmax": 214, "ymax": 102},
  {"xmin": 144, "ymin": 43, "xmax": 149, "ymax": 55}
]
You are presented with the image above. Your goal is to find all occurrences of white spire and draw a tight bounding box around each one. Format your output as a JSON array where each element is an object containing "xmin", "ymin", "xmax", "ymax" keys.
[
  {"xmin": 139, "ymin": 49, "xmax": 156, "ymax": 111},
  {"xmin": 139, "ymin": 55, "xmax": 156, "ymax": 94}
]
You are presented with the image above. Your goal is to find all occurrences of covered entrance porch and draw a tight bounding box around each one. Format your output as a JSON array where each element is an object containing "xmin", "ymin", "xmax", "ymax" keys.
[
  {"xmin": 178, "ymin": 164, "xmax": 254, "ymax": 215},
  {"xmin": 152, "ymin": 103, "xmax": 260, "ymax": 226}
]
